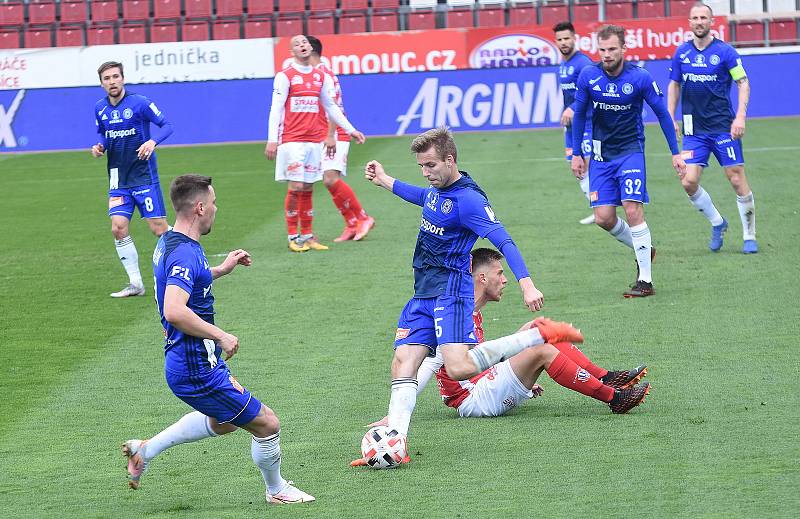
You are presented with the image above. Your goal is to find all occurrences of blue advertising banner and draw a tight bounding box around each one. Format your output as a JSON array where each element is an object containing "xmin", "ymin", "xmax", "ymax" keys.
[{"xmin": 1, "ymin": 53, "xmax": 798, "ymax": 152}]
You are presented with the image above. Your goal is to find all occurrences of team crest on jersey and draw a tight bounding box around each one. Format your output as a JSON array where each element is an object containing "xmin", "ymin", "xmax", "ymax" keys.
[
  {"xmin": 291, "ymin": 75, "xmax": 304, "ymax": 85},
  {"xmin": 426, "ymin": 191, "xmax": 439, "ymax": 211},
  {"xmin": 110, "ymin": 109, "xmax": 122, "ymax": 123},
  {"xmin": 622, "ymin": 83, "xmax": 634, "ymax": 94},
  {"xmin": 604, "ymin": 83, "xmax": 619, "ymax": 98},
  {"xmin": 694, "ymin": 54, "xmax": 706, "ymax": 66},
  {"xmin": 502, "ymin": 396, "xmax": 517, "ymax": 408},
  {"xmin": 123, "ymin": 108, "xmax": 133, "ymax": 119},
  {"xmin": 568, "ymin": 66, "xmax": 574, "ymax": 75},
  {"xmin": 710, "ymin": 54, "xmax": 720, "ymax": 65},
  {"xmin": 395, "ymin": 328, "xmax": 410, "ymax": 340},
  {"xmin": 442, "ymin": 199, "xmax": 453, "ymax": 214}
]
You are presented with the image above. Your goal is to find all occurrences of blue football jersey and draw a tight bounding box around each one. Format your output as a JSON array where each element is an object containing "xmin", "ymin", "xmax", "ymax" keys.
[
  {"xmin": 401, "ymin": 172, "xmax": 505, "ymax": 298},
  {"xmin": 94, "ymin": 92, "xmax": 168, "ymax": 189},
  {"xmin": 669, "ymin": 38, "xmax": 745, "ymax": 135},
  {"xmin": 153, "ymin": 231, "xmax": 222, "ymax": 376},
  {"xmin": 560, "ymin": 51, "xmax": 594, "ymax": 151},
  {"xmin": 574, "ymin": 62, "xmax": 671, "ymax": 161}
]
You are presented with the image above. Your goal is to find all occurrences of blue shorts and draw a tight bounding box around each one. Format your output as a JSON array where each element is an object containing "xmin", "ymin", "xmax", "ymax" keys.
[
  {"xmin": 565, "ymin": 127, "xmax": 592, "ymax": 160},
  {"xmin": 108, "ymin": 183, "xmax": 167, "ymax": 219},
  {"xmin": 166, "ymin": 365, "xmax": 262, "ymax": 427},
  {"xmin": 589, "ymin": 152, "xmax": 649, "ymax": 207},
  {"xmin": 394, "ymin": 295, "xmax": 477, "ymax": 353},
  {"xmin": 682, "ymin": 134, "xmax": 744, "ymax": 168}
]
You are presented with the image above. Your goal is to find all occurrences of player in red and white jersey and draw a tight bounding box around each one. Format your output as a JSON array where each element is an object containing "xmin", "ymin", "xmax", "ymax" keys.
[
  {"xmin": 307, "ymin": 36, "xmax": 375, "ymax": 243},
  {"xmin": 265, "ymin": 35, "xmax": 365, "ymax": 252}
]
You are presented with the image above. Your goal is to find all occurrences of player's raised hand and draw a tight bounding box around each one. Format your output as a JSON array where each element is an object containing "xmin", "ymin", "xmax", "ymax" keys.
[
  {"xmin": 265, "ymin": 141, "xmax": 278, "ymax": 160},
  {"xmin": 672, "ymin": 154, "xmax": 687, "ymax": 177},
  {"xmin": 570, "ymin": 155, "xmax": 586, "ymax": 179},
  {"xmin": 91, "ymin": 143, "xmax": 105, "ymax": 157},
  {"xmin": 351, "ymin": 130, "xmax": 366, "ymax": 144},
  {"xmin": 731, "ymin": 116, "xmax": 746, "ymax": 140},
  {"xmin": 218, "ymin": 332, "xmax": 239, "ymax": 360},
  {"xmin": 136, "ymin": 139, "xmax": 156, "ymax": 160},
  {"xmin": 560, "ymin": 107, "xmax": 574, "ymax": 127}
]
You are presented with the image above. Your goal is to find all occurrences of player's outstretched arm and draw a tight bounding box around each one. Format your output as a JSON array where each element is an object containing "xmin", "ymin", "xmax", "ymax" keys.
[
  {"xmin": 483, "ymin": 227, "xmax": 543, "ymax": 312},
  {"xmin": 164, "ymin": 285, "xmax": 240, "ymax": 360},
  {"xmin": 211, "ymin": 249, "xmax": 252, "ymax": 279},
  {"xmin": 364, "ymin": 160, "xmax": 394, "ymax": 190},
  {"xmin": 519, "ymin": 277, "xmax": 544, "ymax": 313}
]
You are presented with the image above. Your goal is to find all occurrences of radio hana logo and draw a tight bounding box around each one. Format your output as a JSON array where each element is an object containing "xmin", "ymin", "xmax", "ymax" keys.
[{"xmin": 470, "ymin": 34, "xmax": 557, "ymax": 69}]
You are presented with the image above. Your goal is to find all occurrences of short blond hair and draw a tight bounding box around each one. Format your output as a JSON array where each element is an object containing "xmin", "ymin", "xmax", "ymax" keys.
[{"xmin": 410, "ymin": 126, "xmax": 458, "ymax": 162}]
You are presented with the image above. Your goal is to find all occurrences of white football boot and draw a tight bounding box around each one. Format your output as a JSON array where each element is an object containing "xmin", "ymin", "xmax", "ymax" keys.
[{"xmin": 267, "ymin": 481, "xmax": 316, "ymax": 504}]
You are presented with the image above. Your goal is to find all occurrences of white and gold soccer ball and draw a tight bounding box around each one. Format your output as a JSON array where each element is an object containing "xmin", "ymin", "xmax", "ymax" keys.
[{"xmin": 360, "ymin": 426, "xmax": 407, "ymax": 469}]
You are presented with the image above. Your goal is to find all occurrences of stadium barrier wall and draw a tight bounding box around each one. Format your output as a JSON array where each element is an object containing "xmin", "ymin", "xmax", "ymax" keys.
[{"xmin": 1, "ymin": 52, "xmax": 799, "ymax": 151}]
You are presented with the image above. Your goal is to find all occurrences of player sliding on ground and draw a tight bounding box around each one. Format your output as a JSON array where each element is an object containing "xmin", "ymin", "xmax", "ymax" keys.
[
  {"xmin": 353, "ymin": 249, "xmax": 650, "ymax": 465},
  {"xmin": 357, "ymin": 127, "xmax": 586, "ymax": 465}
]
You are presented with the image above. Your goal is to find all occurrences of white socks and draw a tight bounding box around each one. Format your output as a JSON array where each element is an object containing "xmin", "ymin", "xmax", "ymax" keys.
[
  {"xmin": 252, "ymin": 432, "xmax": 287, "ymax": 495},
  {"xmin": 630, "ymin": 223, "xmax": 653, "ymax": 283},
  {"xmin": 115, "ymin": 236, "xmax": 143, "ymax": 287},
  {"xmin": 416, "ymin": 351, "xmax": 444, "ymax": 393},
  {"xmin": 578, "ymin": 175, "xmax": 591, "ymax": 199},
  {"xmin": 468, "ymin": 327, "xmax": 545, "ymax": 372},
  {"xmin": 689, "ymin": 187, "xmax": 724, "ymax": 226},
  {"xmin": 737, "ymin": 192, "xmax": 756, "ymax": 240},
  {"xmin": 609, "ymin": 218, "xmax": 634, "ymax": 249},
  {"xmin": 142, "ymin": 411, "xmax": 217, "ymax": 462},
  {"xmin": 387, "ymin": 378, "xmax": 417, "ymax": 436}
]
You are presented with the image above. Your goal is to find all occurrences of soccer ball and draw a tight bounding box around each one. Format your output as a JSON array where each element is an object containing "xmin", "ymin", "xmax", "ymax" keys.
[{"xmin": 360, "ymin": 426, "xmax": 407, "ymax": 469}]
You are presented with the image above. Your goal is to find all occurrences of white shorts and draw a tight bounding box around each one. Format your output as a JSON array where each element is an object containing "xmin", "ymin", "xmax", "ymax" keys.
[
  {"xmin": 275, "ymin": 141, "xmax": 323, "ymax": 183},
  {"xmin": 457, "ymin": 360, "xmax": 535, "ymax": 418},
  {"xmin": 321, "ymin": 140, "xmax": 350, "ymax": 175}
]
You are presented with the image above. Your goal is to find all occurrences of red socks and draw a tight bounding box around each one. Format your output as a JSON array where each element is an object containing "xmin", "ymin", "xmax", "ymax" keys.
[
  {"xmin": 546, "ymin": 352, "xmax": 615, "ymax": 403},
  {"xmin": 327, "ymin": 180, "xmax": 367, "ymax": 226},
  {"xmin": 284, "ymin": 190, "xmax": 299, "ymax": 236},
  {"xmin": 551, "ymin": 342, "xmax": 608, "ymax": 379},
  {"xmin": 296, "ymin": 190, "xmax": 314, "ymax": 235}
]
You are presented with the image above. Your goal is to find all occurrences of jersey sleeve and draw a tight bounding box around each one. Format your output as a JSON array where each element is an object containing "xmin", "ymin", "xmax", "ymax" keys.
[
  {"xmin": 139, "ymin": 96, "xmax": 173, "ymax": 144},
  {"xmin": 725, "ymin": 47, "xmax": 747, "ymax": 81},
  {"xmin": 165, "ymin": 244, "xmax": 197, "ymax": 296},
  {"xmin": 95, "ymin": 109, "xmax": 107, "ymax": 147},
  {"xmin": 457, "ymin": 191, "xmax": 504, "ymax": 238},
  {"xmin": 641, "ymin": 70, "xmax": 680, "ymax": 155},
  {"xmin": 668, "ymin": 50, "xmax": 682, "ymax": 82},
  {"xmin": 267, "ymin": 72, "xmax": 289, "ymax": 142}
]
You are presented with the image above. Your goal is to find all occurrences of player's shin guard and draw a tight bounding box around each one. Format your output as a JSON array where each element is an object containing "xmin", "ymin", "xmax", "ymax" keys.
[
  {"xmin": 737, "ymin": 192, "xmax": 756, "ymax": 240},
  {"xmin": 468, "ymin": 328, "xmax": 546, "ymax": 373},
  {"xmin": 284, "ymin": 191, "xmax": 300, "ymax": 236},
  {"xmin": 143, "ymin": 411, "xmax": 217, "ymax": 462},
  {"xmin": 688, "ymin": 186, "xmax": 724, "ymax": 226},
  {"xmin": 387, "ymin": 378, "xmax": 417, "ymax": 436},
  {"xmin": 609, "ymin": 218, "xmax": 634, "ymax": 249},
  {"xmin": 297, "ymin": 191, "xmax": 314, "ymax": 235},
  {"xmin": 326, "ymin": 180, "xmax": 358, "ymax": 226},
  {"xmin": 546, "ymin": 352, "xmax": 615, "ymax": 402},
  {"xmin": 551, "ymin": 342, "xmax": 607, "ymax": 379},
  {"xmin": 115, "ymin": 236, "xmax": 143, "ymax": 287},
  {"xmin": 630, "ymin": 223, "xmax": 652, "ymax": 283},
  {"xmin": 252, "ymin": 432, "xmax": 287, "ymax": 495}
]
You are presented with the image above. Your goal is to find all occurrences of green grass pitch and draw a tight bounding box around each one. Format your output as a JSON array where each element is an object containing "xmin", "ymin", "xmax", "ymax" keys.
[{"xmin": 1, "ymin": 119, "xmax": 799, "ymax": 518}]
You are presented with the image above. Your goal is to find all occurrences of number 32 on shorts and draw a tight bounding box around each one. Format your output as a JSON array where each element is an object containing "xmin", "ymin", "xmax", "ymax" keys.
[{"xmin": 624, "ymin": 178, "xmax": 642, "ymax": 195}]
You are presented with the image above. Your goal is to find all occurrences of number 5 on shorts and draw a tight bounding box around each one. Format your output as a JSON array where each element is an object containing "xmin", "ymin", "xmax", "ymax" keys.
[{"xmin": 434, "ymin": 318, "xmax": 443, "ymax": 338}]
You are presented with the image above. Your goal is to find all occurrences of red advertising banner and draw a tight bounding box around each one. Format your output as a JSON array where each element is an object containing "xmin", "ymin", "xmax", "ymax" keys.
[{"xmin": 274, "ymin": 16, "xmax": 728, "ymax": 76}]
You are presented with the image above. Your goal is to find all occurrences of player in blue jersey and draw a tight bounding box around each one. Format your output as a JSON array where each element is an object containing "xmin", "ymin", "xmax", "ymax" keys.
[
  {"xmin": 554, "ymin": 21, "xmax": 595, "ymax": 225},
  {"xmin": 91, "ymin": 61, "xmax": 174, "ymax": 298},
  {"xmin": 121, "ymin": 175, "xmax": 315, "ymax": 505},
  {"xmin": 359, "ymin": 127, "xmax": 582, "ymax": 461},
  {"xmin": 668, "ymin": 3, "xmax": 757, "ymax": 254},
  {"xmin": 571, "ymin": 25, "xmax": 687, "ymax": 298}
]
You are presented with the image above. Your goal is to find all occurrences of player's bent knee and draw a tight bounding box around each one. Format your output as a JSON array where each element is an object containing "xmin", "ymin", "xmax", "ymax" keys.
[
  {"xmin": 247, "ymin": 405, "xmax": 280, "ymax": 437},
  {"xmin": 209, "ymin": 417, "xmax": 238, "ymax": 436}
]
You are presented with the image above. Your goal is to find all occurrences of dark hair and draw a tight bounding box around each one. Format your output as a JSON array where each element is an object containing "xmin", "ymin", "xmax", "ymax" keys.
[
  {"xmin": 306, "ymin": 35, "xmax": 323, "ymax": 56},
  {"xmin": 410, "ymin": 126, "xmax": 458, "ymax": 162},
  {"xmin": 97, "ymin": 61, "xmax": 124, "ymax": 79},
  {"xmin": 471, "ymin": 248, "xmax": 503, "ymax": 272},
  {"xmin": 597, "ymin": 25, "xmax": 626, "ymax": 46},
  {"xmin": 170, "ymin": 175, "xmax": 212, "ymax": 214},
  {"xmin": 552, "ymin": 21, "xmax": 575, "ymax": 34}
]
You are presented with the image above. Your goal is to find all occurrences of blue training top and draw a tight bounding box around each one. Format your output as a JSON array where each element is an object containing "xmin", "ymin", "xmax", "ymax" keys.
[
  {"xmin": 392, "ymin": 171, "xmax": 530, "ymax": 299},
  {"xmin": 94, "ymin": 91, "xmax": 173, "ymax": 189},
  {"xmin": 153, "ymin": 230, "xmax": 224, "ymax": 377},
  {"xmin": 572, "ymin": 62, "xmax": 679, "ymax": 162},
  {"xmin": 669, "ymin": 38, "xmax": 746, "ymax": 135}
]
